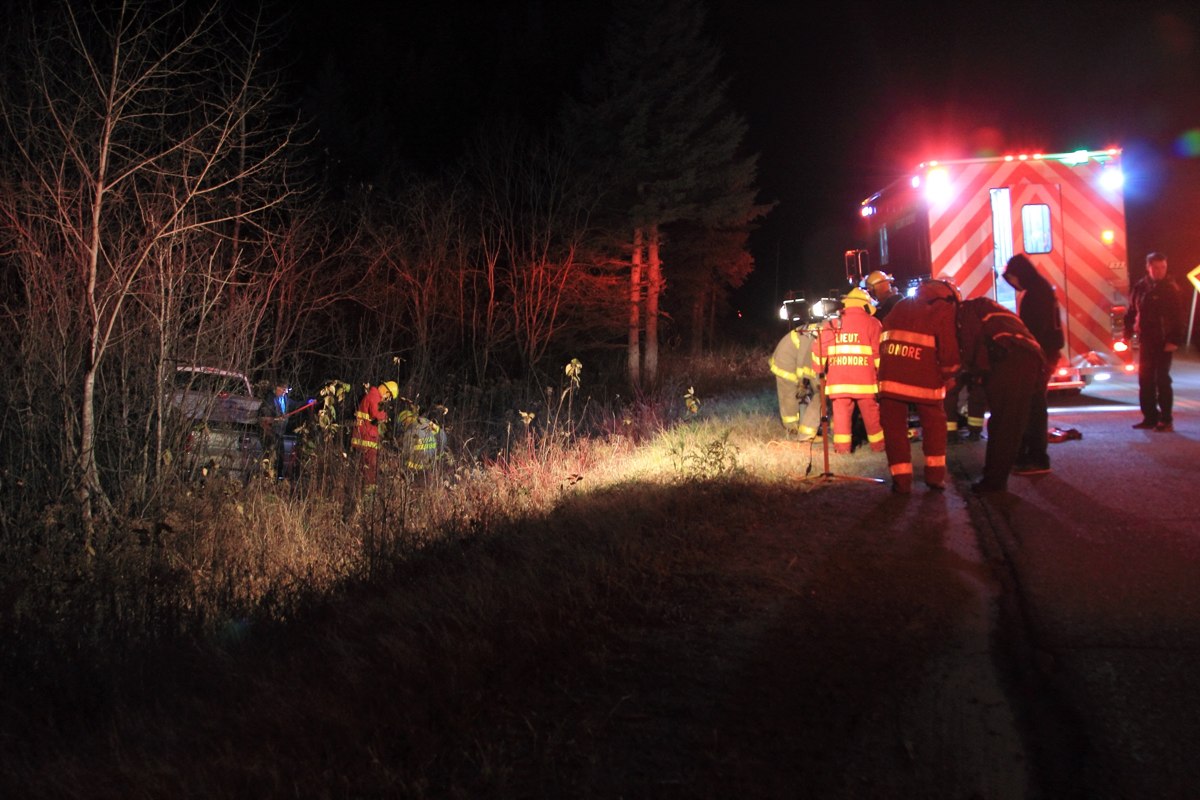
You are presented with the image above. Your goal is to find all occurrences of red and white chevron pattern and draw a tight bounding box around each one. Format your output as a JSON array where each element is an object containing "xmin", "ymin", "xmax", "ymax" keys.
[{"xmin": 927, "ymin": 154, "xmax": 1127, "ymax": 360}]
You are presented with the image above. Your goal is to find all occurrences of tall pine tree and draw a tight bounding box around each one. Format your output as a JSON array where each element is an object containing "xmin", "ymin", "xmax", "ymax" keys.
[{"xmin": 566, "ymin": 0, "xmax": 770, "ymax": 386}]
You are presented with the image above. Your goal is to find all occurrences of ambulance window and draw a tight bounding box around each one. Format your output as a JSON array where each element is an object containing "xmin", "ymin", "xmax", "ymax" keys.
[
  {"xmin": 879, "ymin": 226, "xmax": 889, "ymax": 265},
  {"xmin": 1021, "ymin": 204, "xmax": 1052, "ymax": 254}
]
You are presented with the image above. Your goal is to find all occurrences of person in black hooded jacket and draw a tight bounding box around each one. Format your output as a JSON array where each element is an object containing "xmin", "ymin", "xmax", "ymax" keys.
[{"xmin": 1002, "ymin": 254, "xmax": 1064, "ymax": 474}]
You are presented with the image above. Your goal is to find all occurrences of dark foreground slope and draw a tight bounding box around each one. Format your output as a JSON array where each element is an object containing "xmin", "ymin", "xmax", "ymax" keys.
[{"xmin": 2, "ymin": 473, "xmax": 1030, "ymax": 799}]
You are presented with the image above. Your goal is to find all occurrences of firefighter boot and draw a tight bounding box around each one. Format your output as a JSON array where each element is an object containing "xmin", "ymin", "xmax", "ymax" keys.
[
  {"xmin": 925, "ymin": 458, "xmax": 947, "ymax": 491},
  {"xmin": 888, "ymin": 462, "xmax": 914, "ymax": 494}
]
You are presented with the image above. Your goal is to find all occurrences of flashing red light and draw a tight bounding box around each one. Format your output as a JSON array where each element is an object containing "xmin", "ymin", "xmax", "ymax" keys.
[
  {"xmin": 1056, "ymin": 367, "xmax": 1070, "ymax": 377},
  {"xmin": 1113, "ymin": 339, "xmax": 1129, "ymax": 353},
  {"xmin": 1124, "ymin": 363, "xmax": 1136, "ymax": 373}
]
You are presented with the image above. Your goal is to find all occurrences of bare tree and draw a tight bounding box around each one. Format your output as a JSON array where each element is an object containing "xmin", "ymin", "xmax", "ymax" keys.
[
  {"xmin": 471, "ymin": 124, "xmax": 597, "ymax": 372},
  {"xmin": 0, "ymin": 1, "xmax": 298, "ymax": 545}
]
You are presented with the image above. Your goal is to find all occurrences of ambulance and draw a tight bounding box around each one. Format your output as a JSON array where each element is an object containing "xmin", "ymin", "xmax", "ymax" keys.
[{"xmin": 850, "ymin": 148, "xmax": 1132, "ymax": 390}]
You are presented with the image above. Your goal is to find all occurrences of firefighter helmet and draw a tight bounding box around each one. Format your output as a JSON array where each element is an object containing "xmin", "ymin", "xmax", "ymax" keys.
[
  {"xmin": 864, "ymin": 270, "xmax": 895, "ymax": 289},
  {"xmin": 917, "ymin": 279, "xmax": 961, "ymax": 304},
  {"xmin": 841, "ymin": 287, "xmax": 876, "ymax": 315},
  {"xmin": 382, "ymin": 380, "xmax": 400, "ymax": 400}
]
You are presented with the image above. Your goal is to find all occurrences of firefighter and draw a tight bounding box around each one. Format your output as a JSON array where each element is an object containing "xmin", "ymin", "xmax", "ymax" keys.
[
  {"xmin": 396, "ymin": 406, "xmax": 446, "ymax": 471},
  {"xmin": 956, "ymin": 297, "xmax": 1045, "ymax": 493},
  {"xmin": 863, "ymin": 270, "xmax": 902, "ymax": 320},
  {"xmin": 877, "ymin": 279, "xmax": 961, "ymax": 493},
  {"xmin": 769, "ymin": 324, "xmax": 821, "ymax": 440},
  {"xmin": 813, "ymin": 288, "xmax": 885, "ymax": 454},
  {"xmin": 351, "ymin": 380, "xmax": 399, "ymax": 488}
]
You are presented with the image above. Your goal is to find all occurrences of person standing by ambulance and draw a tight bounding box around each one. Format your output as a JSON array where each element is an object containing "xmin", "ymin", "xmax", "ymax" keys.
[
  {"xmin": 877, "ymin": 279, "xmax": 961, "ymax": 493},
  {"xmin": 351, "ymin": 380, "xmax": 399, "ymax": 489},
  {"xmin": 1125, "ymin": 252, "xmax": 1186, "ymax": 432},
  {"xmin": 814, "ymin": 288, "xmax": 885, "ymax": 454},
  {"xmin": 1002, "ymin": 254, "xmax": 1064, "ymax": 474}
]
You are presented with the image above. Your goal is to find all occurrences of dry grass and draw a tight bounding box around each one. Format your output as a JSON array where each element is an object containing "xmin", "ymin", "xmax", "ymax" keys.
[{"xmin": 0, "ymin": 344, "xmax": 906, "ymax": 796}]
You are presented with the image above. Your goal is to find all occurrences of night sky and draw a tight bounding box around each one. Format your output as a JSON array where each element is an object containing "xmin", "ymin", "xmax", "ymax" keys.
[{"xmin": 283, "ymin": 0, "xmax": 1200, "ymax": 319}]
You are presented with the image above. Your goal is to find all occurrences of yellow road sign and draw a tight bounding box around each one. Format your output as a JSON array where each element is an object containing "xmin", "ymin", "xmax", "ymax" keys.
[{"xmin": 1189, "ymin": 263, "xmax": 1200, "ymax": 294}]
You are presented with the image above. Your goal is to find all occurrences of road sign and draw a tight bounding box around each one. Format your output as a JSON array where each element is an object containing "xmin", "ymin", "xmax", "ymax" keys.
[{"xmin": 1189, "ymin": 263, "xmax": 1200, "ymax": 294}]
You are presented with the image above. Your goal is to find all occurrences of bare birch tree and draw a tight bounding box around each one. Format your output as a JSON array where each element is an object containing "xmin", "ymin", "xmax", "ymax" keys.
[{"xmin": 0, "ymin": 1, "xmax": 298, "ymax": 545}]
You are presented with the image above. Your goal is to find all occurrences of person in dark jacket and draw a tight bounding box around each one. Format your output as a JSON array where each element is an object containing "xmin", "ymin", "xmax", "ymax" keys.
[
  {"xmin": 957, "ymin": 297, "xmax": 1046, "ymax": 493},
  {"xmin": 1002, "ymin": 254, "xmax": 1064, "ymax": 474},
  {"xmin": 261, "ymin": 381, "xmax": 292, "ymax": 479},
  {"xmin": 1125, "ymin": 252, "xmax": 1186, "ymax": 432}
]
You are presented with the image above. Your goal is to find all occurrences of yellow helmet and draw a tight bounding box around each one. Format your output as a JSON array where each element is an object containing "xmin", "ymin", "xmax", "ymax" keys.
[
  {"xmin": 864, "ymin": 270, "xmax": 894, "ymax": 289},
  {"xmin": 381, "ymin": 381, "xmax": 400, "ymax": 400},
  {"xmin": 841, "ymin": 287, "xmax": 876, "ymax": 315}
]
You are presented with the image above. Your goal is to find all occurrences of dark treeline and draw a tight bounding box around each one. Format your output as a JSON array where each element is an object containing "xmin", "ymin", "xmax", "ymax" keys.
[{"xmin": 0, "ymin": 0, "xmax": 769, "ymax": 534}]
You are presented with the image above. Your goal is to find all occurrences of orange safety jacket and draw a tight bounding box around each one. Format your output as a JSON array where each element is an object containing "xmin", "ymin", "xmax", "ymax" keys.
[
  {"xmin": 878, "ymin": 297, "xmax": 960, "ymax": 404},
  {"xmin": 813, "ymin": 307, "xmax": 881, "ymax": 398},
  {"xmin": 351, "ymin": 385, "xmax": 388, "ymax": 450}
]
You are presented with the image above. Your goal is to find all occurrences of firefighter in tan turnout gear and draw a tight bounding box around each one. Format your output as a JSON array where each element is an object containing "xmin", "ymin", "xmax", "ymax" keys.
[
  {"xmin": 877, "ymin": 279, "xmax": 961, "ymax": 493},
  {"xmin": 770, "ymin": 325, "xmax": 821, "ymax": 440},
  {"xmin": 813, "ymin": 288, "xmax": 885, "ymax": 454}
]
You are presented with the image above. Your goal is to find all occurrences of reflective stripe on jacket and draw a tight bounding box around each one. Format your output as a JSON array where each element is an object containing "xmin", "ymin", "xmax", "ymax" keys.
[
  {"xmin": 813, "ymin": 307, "xmax": 881, "ymax": 398},
  {"xmin": 957, "ymin": 297, "xmax": 1044, "ymax": 376},
  {"xmin": 352, "ymin": 385, "xmax": 387, "ymax": 448},
  {"xmin": 769, "ymin": 328, "xmax": 817, "ymax": 384},
  {"xmin": 877, "ymin": 297, "xmax": 960, "ymax": 404}
]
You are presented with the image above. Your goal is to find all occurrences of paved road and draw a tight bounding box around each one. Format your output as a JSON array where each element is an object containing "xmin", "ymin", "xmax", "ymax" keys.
[{"xmin": 947, "ymin": 351, "xmax": 1200, "ymax": 798}]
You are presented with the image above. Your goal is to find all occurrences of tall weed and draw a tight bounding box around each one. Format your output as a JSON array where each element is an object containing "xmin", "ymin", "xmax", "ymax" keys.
[{"xmin": 0, "ymin": 347, "xmax": 774, "ymax": 677}]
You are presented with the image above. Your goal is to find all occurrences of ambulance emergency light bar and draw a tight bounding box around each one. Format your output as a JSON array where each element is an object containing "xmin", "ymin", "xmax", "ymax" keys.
[{"xmin": 858, "ymin": 148, "xmax": 1123, "ymax": 217}]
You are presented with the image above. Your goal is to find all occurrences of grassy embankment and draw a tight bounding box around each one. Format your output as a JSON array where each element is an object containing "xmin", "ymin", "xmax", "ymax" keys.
[{"xmin": 0, "ymin": 347, "xmax": 886, "ymax": 796}]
